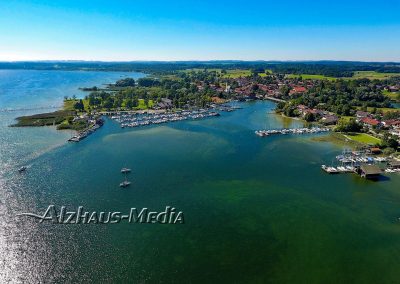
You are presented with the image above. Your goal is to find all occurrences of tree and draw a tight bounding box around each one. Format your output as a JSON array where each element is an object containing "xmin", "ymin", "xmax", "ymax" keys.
[
  {"xmin": 283, "ymin": 104, "xmax": 297, "ymax": 117},
  {"xmin": 74, "ymin": 99, "xmax": 84, "ymax": 111},
  {"xmin": 276, "ymin": 102, "xmax": 286, "ymax": 111},
  {"xmin": 137, "ymin": 78, "xmax": 160, "ymax": 87},
  {"xmin": 125, "ymin": 99, "xmax": 133, "ymax": 109},
  {"xmin": 383, "ymin": 110, "xmax": 400, "ymax": 120},
  {"xmin": 115, "ymin": 78, "xmax": 136, "ymax": 87},
  {"xmin": 304, "ymin": 112, "xmax": 315, "ymax": 122},
  {"xmin": 382, "ymin": 133, "xmax": 399, "ymax": 149},
  {"xmin": 103, "ymin": 98, "xmax": 113, "ymax": 110},
  {"xmin": 335, "ymin": 118, "xmax": 362, "ymax": 132},
  {"xmin": 279, "ymin": 86, "xmax": 291, "ymax": 97}
]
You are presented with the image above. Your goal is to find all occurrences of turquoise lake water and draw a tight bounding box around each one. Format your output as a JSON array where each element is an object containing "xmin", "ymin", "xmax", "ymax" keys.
[{"xmin": 1, "ymin": 71, "xmax": 400, "ymax": 283}]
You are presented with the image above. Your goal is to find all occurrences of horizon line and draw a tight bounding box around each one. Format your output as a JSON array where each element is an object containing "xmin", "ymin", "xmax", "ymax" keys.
[{"xmin": 1, "ymin": 59, "xmax": 400, "ymax": 64}]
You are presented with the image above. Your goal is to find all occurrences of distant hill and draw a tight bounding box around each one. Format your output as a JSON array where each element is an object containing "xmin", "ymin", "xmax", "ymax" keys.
[{"xmin": 0, "ymin": 60, "xmax": 399, "ymax": 77}]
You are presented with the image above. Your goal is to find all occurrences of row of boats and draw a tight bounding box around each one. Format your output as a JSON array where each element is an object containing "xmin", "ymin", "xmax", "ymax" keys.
[
  {"xmin": 255, "ymin": 127, "xmax": 330, "ymax": 137},
  {"xmin": 321, "ymin": 165, "xmax": 357, "ymax": 174},
  {"xmin": 323, "ymin": 164, "xmax": 400, "ymax": 175},
  {"xmin": 324, "ymin": 149, "xmax": 400, "ymax": 175},
  {"xmin": 336, "ymin": 156, "xmax": 387, "ymax": 164},
  {"xmin": 111, "ymin": 110, "xmax": 221, "ymax": 128},
  {"xmin": 385, "ymin": 168, "xmax": 400, "ymax": 173}
]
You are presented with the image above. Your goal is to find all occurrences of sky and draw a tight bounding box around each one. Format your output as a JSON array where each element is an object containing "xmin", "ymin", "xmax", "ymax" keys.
[{"xmin": 0, "ymin": 0, "xmax": 399, "ymax": 62}]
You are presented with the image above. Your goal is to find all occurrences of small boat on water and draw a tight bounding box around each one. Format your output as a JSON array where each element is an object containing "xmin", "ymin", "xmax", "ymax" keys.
[
  {"xmin": 120, "ymin": 180, "xmax": 131, "ymax": 188},
  {"xmin": 121, "ymin": 168, "xmax": 131, "ymax": 173},
  {"xmin": 120, "ymin": 169, "xmax": 131, "ymax": 187},
  {"xmin": 18, "ymin": 166, "xmax": 27, "ymax": 173}
]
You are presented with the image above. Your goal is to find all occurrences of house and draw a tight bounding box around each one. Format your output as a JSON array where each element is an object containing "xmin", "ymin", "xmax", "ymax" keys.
[
  {"xmin": 389, "ymin": 129, "xmax": 400, "ymax": 137},
  {"xmin": 289, "ymin": 86, "xmax": 307, "ymax": 95},
  {"xmin": 388, "ymin": 160, "xmax": 400, "ymax": 169},
  {"xmin": 320, "ymin": 115, "xmax": 338, "ymax": 125},
  {"xmin": 297, "ymin": 104, "xmax": 308, "ymax": 111},
  {"xmin": 355, "ymin": 111, "xmax": 371, "ymax": 119},
  {"xmin": 358, "ymin": 164, "xmax": 382, "ymax": 179},
  {"xmin": 211, "ymin": 96, "xmax": 226, "ymax": 104},
  {"xmin": 157, "ymin": 98, "xmax": 173, "ymax": 109},
  {"xmin": 369, "ymin": 147, "xmax": 381, "ymax": 154},
  {"xmin": 258, "ymin": 84, "xmax": 270, "ymax": 92},
  {"xmin": 382, "ymin": 119, "xmax": 400, "ymax": 129},
  {"xmin": 361, "ymin": 117, "xmax": 380, "ymax": 128}
]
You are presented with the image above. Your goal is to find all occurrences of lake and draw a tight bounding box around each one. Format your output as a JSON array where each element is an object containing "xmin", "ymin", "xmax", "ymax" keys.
[{"xmin": 1, "ymin": 71, "xmax": 400, "ymax": 283}]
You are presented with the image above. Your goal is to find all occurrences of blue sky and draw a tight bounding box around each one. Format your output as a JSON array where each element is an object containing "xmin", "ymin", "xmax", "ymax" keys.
[{"xmin": 0, "ymin": 0, "xmax": 399, "ymax": 61}]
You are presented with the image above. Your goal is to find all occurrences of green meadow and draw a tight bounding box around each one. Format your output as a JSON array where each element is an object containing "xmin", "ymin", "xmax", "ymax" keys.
[
  {"xmin": 138, "ymin": 98, "xmax": 154, "ymax": 109},
  {"xmin": 344, "ymin": 133, "xmax": 381, "ymax": 145},
  {"xmin": 287, "ymin": 71, "xmax": 400, "ymax": 81},
  {"xmin": 352, "ymin": 71, "xmax": 400, "ymax": 80},
  {"xmin": 185, "ymin": 68, "xmax": 271, "ymax": 78},
  {"xmin": 286, "ymin": 74, "xmax": 337, "ymax": 81},
  {"xmin": 383, "ymin": 90, "xmax": 400, "ymax": 101}
]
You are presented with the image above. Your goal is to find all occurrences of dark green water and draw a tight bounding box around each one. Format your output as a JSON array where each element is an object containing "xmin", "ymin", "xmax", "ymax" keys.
[{"xmin": 2, "ymin": 100, "xmax": 400, "ymax": 283}]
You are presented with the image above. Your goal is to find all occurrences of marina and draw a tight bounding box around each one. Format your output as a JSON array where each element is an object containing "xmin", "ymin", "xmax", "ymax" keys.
[
  {"xmin": 255, "ymin": 127, "xmax": 331, "ymax": 137},
  {"xmin": 109, "ymin": 109, "xmax": 222, "ymax": 128},
  {"xmin": 321, "ymin": 148, "xmax": 400, "ymax": 177}
]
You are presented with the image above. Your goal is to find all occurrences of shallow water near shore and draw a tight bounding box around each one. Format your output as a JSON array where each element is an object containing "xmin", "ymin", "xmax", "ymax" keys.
[
  {"xmin": 0, "ymin": 69, "xmax": 143, "ymax": 173},
  {"xmin": 1, "ymin": 72, "xmax": 400, "ymax": 283}
]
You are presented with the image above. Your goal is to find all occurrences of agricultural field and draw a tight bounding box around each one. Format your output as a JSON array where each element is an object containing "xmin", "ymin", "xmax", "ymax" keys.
[
  {"xmin": 354, "ymin": 106, "xmax": 396, "ymax": 114},
  {"xmin": 286, "ymin": 74, "xmax": 337, "ymax": 81},
  {"xmin": 383, "ymin": 90, "xmax": 400, "ymax": 101},
  {"xmin": 286, "ymin": 71, "xmax": 400, "ymax": 81},
  {"xmin": 185, "ymin": 68, "xmax": 271, "ymax": 78},
  {"xmin": 352, "ymin": 71, "xmax": 400, "ymax": 80}
]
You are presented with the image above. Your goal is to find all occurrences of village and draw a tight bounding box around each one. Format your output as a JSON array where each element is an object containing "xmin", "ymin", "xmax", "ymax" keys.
[
  {"xmin": 22, "ymin": 68, "xmax": 400, "ymax": 155},
  {"xmin": 187, "ymin": 70, "xmax": 400, "ymax": 144}
]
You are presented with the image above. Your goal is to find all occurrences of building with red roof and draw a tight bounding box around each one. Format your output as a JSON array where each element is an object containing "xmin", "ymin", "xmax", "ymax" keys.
[{"xmin": 361, "ymin": 117, "xmax": 380, "ymax": 127}]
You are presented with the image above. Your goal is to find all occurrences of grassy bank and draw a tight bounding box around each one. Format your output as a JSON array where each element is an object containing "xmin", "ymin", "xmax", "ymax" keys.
[
  {"xmin": 311, "ymin": 132, "xmax": 380, "ymax": 148},
  {"xmin": 343, "ymin": 133, "xmax": 381, "ymax": 145},
  {"xmin": 11, "ymin": 110, "xmax": 75, "ymax": 127}
]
